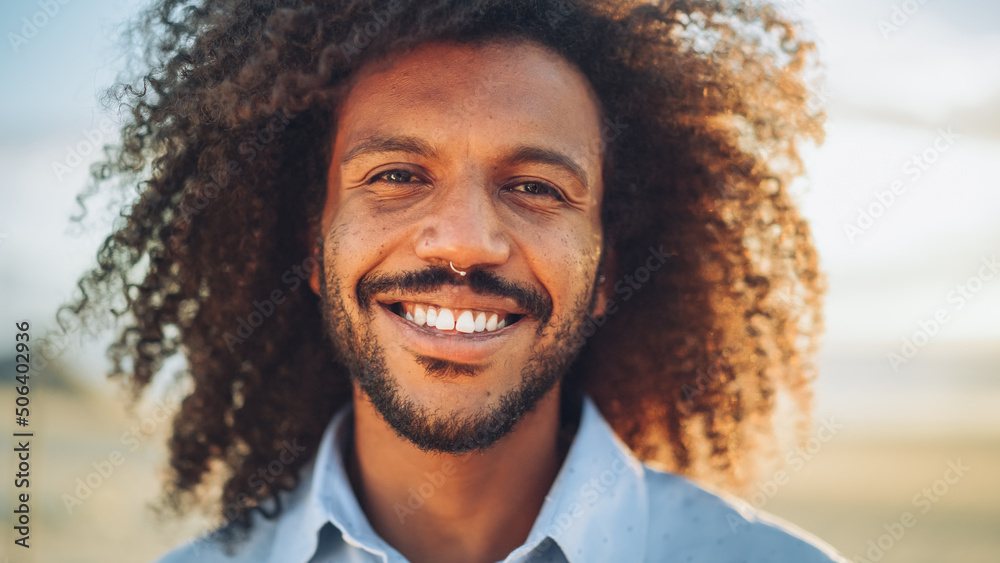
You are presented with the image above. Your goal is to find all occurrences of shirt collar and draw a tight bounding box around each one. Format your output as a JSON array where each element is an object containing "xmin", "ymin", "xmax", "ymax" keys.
[
  {"xmin": 268, "ymin": 403, "xmax": 402, "ymax": 563},
  {"xmin": 269, "ymin": 396, "xmax": 648, "ymax": 563},
  {"xmin": 510, "ymin": 396, "xmax": 648, "ymax": 563}
]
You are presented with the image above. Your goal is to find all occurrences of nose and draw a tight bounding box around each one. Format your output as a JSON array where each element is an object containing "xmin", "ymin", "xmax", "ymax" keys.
[{"xmin": 414, "ymin": 181, "xmax": 510, "ymax": 271}]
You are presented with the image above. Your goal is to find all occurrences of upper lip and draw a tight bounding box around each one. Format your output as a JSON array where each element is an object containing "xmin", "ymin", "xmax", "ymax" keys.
[{"xmin": 374, "ymin": 286, "xmax": 529, "ymax": 317}]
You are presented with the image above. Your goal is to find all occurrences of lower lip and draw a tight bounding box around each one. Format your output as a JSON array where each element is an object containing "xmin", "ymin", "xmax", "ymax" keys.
[{"xmin": 377, "ymin": 303, "xmax": 523, "ymax": 365}]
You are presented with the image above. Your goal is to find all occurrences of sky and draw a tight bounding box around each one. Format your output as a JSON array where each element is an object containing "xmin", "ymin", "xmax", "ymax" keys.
[
  {"xmin": 1, "ymin": 0, "xmax": 998, "ymax": 408},
  {"xmin": 786, "ymin": 0, "xmax": 1000, "ymax": 344}
]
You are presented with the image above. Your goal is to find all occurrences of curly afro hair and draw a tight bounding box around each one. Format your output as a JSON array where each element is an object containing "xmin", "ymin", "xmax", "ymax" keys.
[{"xmin": 62, "ymin": 0, "xmax": 826, "ymax": 536}]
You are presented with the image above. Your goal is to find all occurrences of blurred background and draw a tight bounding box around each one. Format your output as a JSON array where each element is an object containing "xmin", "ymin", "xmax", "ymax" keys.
[{"xmin": 1, "ymin": 0, "xmax": 997, "ymax": 561}]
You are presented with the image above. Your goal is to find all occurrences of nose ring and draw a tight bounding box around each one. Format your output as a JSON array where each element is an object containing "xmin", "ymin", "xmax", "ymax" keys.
[{"xmin": 450, "ymin": 262, "xmax": 467, "ymax": 276}]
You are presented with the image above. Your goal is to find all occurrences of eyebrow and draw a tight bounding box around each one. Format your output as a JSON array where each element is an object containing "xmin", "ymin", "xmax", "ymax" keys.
[
  {"xmin": 341, "ymin": 135, "xmax": 436, "ymax": 165},
  {"xmin": 500, "ymin": 145, "xmax": 591, "ymax": 191},
  {"xmin": 341, "ymin": 134, "xmax": 592, "ymax": 190}
]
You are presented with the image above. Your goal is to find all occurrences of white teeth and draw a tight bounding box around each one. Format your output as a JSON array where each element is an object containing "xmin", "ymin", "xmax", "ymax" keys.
[
  {"xmin": 434, "ymin": 308, "xmax": 455, "ymax": 330},
  {"xmin": 455, "ymin": 311, "xmax": 476, "ymax": 333},
  {"xmin": 399, "ymin": 302, "xmax": 512, "ymax": 333}
]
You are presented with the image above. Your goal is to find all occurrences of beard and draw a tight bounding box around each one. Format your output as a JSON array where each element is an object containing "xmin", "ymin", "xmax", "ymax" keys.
[{"xmin": 316, "ymin": 238, "xmax": 599, "ymax": 454}]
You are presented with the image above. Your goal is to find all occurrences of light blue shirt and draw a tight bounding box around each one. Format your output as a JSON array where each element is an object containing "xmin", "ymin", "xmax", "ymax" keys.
[{"xmin": 155, "ymin": 397, "xmax": 847, "ymax": 562}]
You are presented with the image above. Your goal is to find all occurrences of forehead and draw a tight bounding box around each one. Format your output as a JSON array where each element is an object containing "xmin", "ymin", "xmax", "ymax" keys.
[
  {"xmin": 337, "ymin": 39, "xmax": 601, "ymax": 116},
  {"xmin": 333, "ymin": 40, "xmax": 605, "ymax": 188}
]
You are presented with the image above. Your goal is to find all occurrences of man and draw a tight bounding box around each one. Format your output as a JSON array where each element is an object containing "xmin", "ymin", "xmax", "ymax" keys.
[{"xmin": 65, "ymin": 0, "xmax": 844, "ymax": 561}]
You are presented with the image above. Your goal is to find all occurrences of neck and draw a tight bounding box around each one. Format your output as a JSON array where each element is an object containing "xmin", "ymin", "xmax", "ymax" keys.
[{"xmin": 347, "ymin": 387, "xmax": 566, "ymax": 563}]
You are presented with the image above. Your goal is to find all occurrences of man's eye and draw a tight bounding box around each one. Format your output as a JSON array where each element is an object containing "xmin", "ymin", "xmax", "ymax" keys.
[
  {"xmin": 510, "ymin": 182, "xmax": 563, "ymax": 200},
  {"xmin": 373, "ymin": 170, "xmax": 416, "ymax": 183}
]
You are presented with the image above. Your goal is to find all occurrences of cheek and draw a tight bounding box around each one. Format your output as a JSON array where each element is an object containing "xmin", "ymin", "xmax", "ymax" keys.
[
  {"xmin": 317, "ymin": 199, "xmax": 420, "ymax": 305},
  {"xmin": 315, "ymin": 217, "xmax": 382, "ymax": 296},
  {"xmin": 327, "ymin": 199, "xmax": 399, "ymax": 262},
  {"xmin": 522, "ymin": 221, "xmax": 602, "ymax": 313}
]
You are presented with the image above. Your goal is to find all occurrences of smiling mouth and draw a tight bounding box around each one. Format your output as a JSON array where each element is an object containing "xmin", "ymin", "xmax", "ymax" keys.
[{"xmin": 385, "ymin": 301, "xmax": 524, "ymax": 334}]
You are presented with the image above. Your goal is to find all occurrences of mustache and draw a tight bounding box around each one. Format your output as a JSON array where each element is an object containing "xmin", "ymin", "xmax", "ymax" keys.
[{"xmin": 356, "ymin": 265, "xmax": 553, "ymax": 322}]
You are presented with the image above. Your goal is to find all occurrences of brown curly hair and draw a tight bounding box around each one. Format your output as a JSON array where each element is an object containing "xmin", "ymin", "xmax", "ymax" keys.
[{"xmin": 62, "ymin": 0, "xmax": 825, "ymax": 536}]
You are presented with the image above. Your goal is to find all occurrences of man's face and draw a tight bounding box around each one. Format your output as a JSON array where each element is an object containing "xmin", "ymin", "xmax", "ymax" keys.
[{"xmin": 310, "ymin": 39, "xmax": 607, "ymax": 452}]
